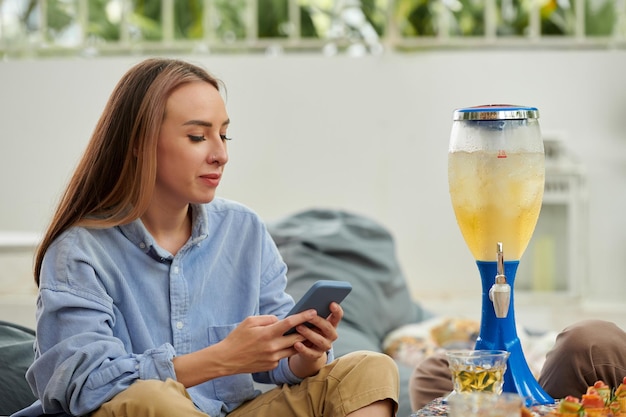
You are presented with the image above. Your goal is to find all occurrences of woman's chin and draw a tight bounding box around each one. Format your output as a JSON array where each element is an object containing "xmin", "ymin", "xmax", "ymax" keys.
[{"xmin": 194, "ymin": 192, "xmax": 217, "ymax": 205}]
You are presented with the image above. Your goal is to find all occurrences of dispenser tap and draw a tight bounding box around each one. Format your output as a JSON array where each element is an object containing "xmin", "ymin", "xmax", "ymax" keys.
[{"xmin": 489, "ymin": 242, "xmax": 511, "ymax": 318}]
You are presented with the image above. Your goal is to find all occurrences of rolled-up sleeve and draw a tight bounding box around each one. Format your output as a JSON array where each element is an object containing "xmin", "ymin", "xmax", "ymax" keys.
[
  {"xmin": 266, "ymin": 348, "xmax": 335, "ymax": 385},
  {"xmin": 28, "ymin": 286, "xmax": 179, "ymax": 416},
  {"xmin": 138, "ymin": 346, "xmax": 177, "ymax": 380}
]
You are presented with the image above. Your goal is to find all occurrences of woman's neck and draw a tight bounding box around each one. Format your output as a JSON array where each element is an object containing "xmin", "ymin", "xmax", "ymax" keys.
[{"xmin": 141, "ymin": 204, "xmax": 192, "ymax": 256}]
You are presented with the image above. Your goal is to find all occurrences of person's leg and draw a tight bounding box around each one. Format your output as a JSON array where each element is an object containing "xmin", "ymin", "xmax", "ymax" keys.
[
  {"xmin": 539, "ymin": 319, "xmax": 626, "ymax": 399},
  {"xmin": 230, "ymin": 350, "xmax": 399, "ymax": 417},
  {"xmin": 91, "ymin": 378, "xmax": 209, "ymax": 417},
  {"xmin": 408, "ymin": 351, "xmax": 453, "ymax": 410}
]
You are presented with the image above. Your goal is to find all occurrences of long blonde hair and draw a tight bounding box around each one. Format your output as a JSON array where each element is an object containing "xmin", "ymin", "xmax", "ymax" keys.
[{"xmin": 34, "ymin": 58, "xmax": 221, "ymax": 285}]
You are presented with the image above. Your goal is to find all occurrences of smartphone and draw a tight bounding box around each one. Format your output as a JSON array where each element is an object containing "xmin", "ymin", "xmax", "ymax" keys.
[{"xmin": 283, "ymin": 280, "xmax": 352, "ymax": 335}]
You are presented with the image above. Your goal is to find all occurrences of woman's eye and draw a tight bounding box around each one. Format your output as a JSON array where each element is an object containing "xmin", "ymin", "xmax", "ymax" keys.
[
  {"xmin": 220, "ymin": 134, "xmax": 233, "ymax": 141},
  {"xmin": 188, "ymin": 134, "xmax": 205, "ymax": 142}
]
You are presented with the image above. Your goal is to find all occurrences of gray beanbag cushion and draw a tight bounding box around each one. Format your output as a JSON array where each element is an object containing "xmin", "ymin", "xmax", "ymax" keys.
[
  {"xmin": 0, "ymin": 321, "xmax": 37, "ymax": 415},
  {"xmin": 268, "ymin": 208, "xmax": 431, "ymax": 342},
  {"xmin": 268, "ymin": 209, "xmax": 432, "ymax": 417}
]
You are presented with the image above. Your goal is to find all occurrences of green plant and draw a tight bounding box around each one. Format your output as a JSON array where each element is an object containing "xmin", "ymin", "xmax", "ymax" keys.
[{"xmin": 6, "ymin": 0, "xmax": 620, "ymax": 49}]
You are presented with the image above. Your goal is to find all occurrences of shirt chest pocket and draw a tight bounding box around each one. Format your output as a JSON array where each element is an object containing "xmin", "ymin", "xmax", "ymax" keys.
[{"xmin": 206, "ymin": 324, "xmax": 256, "ymax": 403}]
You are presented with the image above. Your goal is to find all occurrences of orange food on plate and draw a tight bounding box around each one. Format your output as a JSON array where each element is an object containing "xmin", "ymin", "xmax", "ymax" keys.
[
  {"xmin": 615, "ymin": 377, "xmax": 626, "ymax": 414},
  {"xmin": 559, "ymin": 395, "xmax": 583, "ymax": 415},
  {"xmin": 616, "ymin": 377, "xmax": 626, "ymax": 398},
  {"xmin": 582, "ymin": 393, "xmax": 606, "ymax": 409},
  {"xmin": 582, "ymin": 392, "xmax": 609, "ymax": 417},
  {"xmin": 589, "ymin": 381, "xmax": 612, "ymax": 404},
  {"xmin": 551, "ymin": 380, "xmax": 626, "ymax": 417}
]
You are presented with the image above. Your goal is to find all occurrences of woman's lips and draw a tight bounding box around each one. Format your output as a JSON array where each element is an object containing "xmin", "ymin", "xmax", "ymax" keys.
[{"xmin": 200, "ymin": 173, "xmax": 221, "ymax": 187}]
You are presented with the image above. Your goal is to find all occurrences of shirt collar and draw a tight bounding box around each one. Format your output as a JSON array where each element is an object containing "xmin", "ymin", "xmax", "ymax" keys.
[{"xmin": 118, "ymin": 204, "xmax": 209, "ymax": 261}]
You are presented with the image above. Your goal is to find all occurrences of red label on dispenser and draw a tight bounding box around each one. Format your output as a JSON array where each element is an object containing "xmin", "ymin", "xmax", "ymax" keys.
[{"xmin": 497, "ymin": 150, "xmax": 507, "ymax": 158}]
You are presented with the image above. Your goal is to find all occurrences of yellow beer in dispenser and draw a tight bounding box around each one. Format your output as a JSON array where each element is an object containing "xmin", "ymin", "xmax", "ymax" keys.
[{"xmin": 448, "ymin": 150, "xmax": 544, "ymax": 261}]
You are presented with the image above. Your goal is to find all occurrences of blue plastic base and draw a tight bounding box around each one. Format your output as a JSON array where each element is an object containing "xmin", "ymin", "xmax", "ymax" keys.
[{"xmin": 474, "ymin": 260, "xmax": 554, "ymax": 406}]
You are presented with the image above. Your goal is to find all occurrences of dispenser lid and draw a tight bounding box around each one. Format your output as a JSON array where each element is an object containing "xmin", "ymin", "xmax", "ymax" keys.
[{"xmin": 453, "ymin": 104, "xmax": 539, "ymax": 121}]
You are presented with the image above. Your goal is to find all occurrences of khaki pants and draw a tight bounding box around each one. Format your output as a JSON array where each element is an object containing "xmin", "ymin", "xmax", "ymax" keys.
[
  {"xmin": 409, "ymin": 320, "xmax": 626, "ymax": 410},
  {"xmin": 92, "ymin": 350, "xmax": 399, "ymax": 417}
]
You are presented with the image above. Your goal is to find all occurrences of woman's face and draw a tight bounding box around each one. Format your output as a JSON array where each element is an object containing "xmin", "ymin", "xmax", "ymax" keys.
[{"xmin": 155, "ymin": 81, "xmax": 230, "ymax": 209}]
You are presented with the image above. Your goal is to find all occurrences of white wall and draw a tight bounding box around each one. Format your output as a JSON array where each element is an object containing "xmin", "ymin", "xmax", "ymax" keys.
[{"xmin": 1, "ymin": 50, "xmax": 626, "ymax": 329}]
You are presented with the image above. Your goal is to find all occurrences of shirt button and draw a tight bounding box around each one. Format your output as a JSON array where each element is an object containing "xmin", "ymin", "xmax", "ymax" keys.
[
  {"xmin": 176, "ymin": 321, "xmax": 184, "ymax": 330},
  {"xmin": 173, "ymin": 266, "xmax": 179, "ymax": 274},
  {"xmin": 139, "ymin": 242, "xmax": 146, "ymax": 249}
]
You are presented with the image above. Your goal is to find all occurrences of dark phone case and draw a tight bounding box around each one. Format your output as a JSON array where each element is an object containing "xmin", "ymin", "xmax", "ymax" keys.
[{"xmin": 283, "ymin": 280, "xmax": 352, "ymax": 335}]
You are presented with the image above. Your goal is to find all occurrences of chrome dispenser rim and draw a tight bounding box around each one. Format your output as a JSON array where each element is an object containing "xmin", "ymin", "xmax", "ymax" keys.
[{"xmin": 453, "ymin": 104, "xmax": 539, "ymax": 121}]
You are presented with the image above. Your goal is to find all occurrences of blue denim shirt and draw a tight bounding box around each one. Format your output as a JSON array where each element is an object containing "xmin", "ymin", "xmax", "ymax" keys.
[{"xmin": 13, "ymin": 198, "xmax": 333, "ymax": 417}]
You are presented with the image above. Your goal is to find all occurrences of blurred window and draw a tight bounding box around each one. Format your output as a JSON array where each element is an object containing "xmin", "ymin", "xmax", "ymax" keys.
[{"xmin": 0, "ymin": 0, "xmax": 624, "ymax": 58}]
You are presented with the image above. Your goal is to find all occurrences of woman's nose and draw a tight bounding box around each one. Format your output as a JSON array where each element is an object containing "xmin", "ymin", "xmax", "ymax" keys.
[{"xmin": 209, "ymin": 143, "xmax": 228, "ymax": 165}]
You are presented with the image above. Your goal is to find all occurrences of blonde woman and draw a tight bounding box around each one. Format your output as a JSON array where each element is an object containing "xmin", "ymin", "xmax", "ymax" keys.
[{"xmin": 13, "ymin": 58, "xmax": 398, "ymax": 417}]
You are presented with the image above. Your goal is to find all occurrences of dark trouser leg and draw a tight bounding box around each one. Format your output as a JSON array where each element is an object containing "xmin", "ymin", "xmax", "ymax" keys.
[
  {"xmin": 538, "ymin": 319, "xmax": 626, "ymax": 399},
  {"xmin": 409, "ymin": 351, "xmax": 452, "ymax": 410}
]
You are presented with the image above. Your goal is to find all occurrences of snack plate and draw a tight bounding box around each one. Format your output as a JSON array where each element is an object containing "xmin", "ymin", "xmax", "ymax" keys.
[{"xmin": 410, "ymin": 396, "xmax": 557, "ymax": 417}]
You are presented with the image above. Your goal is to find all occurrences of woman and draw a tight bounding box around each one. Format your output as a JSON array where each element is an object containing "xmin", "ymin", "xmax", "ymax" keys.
[{"xmin": 12, "ymin": 58, "xmax": 398, "ymax": 417}]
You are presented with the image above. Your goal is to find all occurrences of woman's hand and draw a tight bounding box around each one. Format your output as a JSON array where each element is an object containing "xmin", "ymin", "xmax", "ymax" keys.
[
  {"xmin": 172, "ymin": 304, "xmax": 343, "ymax": 387},
  {"xmin": 287, "ymin": 301, "xmax": 343, "ymax": 378},
  {"xmin": 172, "ymin": 310, "xmax": 318, "ymax": 387}
]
